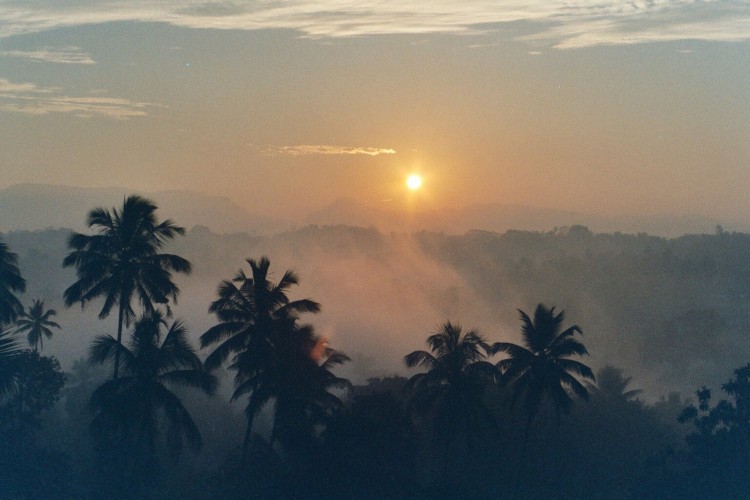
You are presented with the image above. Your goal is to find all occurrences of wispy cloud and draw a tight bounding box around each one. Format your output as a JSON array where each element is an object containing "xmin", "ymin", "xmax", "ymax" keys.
[
  {"xmin": 520, "ymin": 3, "xmax": 750, "ymax": 49},
  {"xmin": 262, "ymin": 144, "xmax": 397, "ymax": 156},
  {"xmin": 0, "ymin": 79, "xmax": 50, "ymax": 94},
  {"xmin": 0, "ymin": 78, "xmax": 157, "ymax": 119},
  {"xmin": 0, "ymin": 1, "xmax": 747, "ymax": 48},
  {"xmin": 1, "ymin": 46, "xmax": 95, "ymax": 64}
]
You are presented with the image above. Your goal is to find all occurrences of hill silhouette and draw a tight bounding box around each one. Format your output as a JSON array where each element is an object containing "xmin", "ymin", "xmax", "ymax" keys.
[{"xmin": 0, "ymin": 184, "xmax": 288, "ymax": 234}]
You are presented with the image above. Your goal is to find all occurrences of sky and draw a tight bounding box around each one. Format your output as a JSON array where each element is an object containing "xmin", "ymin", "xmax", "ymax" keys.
[{"xmin": 0, "ymin": 1, "xmax": 748, "ymax": 222}]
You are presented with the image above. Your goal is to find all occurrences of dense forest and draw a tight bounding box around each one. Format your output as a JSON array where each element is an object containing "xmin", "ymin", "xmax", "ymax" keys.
[{"xmin": 1, "ymin": 196, "xmax": 749, "ymax": 498}]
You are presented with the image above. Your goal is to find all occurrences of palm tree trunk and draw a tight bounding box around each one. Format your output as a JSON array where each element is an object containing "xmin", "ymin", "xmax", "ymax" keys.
[
  {"xmin": 524, "ymin": 414, "xmax": 532, "ymax": 443},
  {"xmin": 16, "ymin": 385, "xmax": 24, "ymax": 424},
  {"xmin": 241, "ymin": 415, "xmax": 254, "ymax": 463},
  {"xmin": 270, "ymin": 416, "xmax": 278, "ymax": 447},
  {"xmin": 113, "ymin": 302, "xmax": 124, "ymax": 380},
  {"xmin": 511, "ymin": 415, "xmax": 533, "ymax": 498}
]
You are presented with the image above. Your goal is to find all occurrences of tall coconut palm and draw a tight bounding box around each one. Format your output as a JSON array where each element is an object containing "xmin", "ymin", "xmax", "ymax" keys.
[
  {"xmin": 0, "ymin": 237, "xmax": 26, "ymax": 325},
  {"xmin": 200, "ymin": 257, "xmax": 321, "ymax": 457},
  {"xmin": 89, "ymin": 311, "xmax": 217, "ymax": 460},
  {"xmin": 15, "ymin": 300, "xmax": 60, "ymax": 352},
  {"xmin": 494, "ymin": 304, "xmax": 595, "ymax": 438},
  {"xmin": 63, "ymin": 195, "xmax": 191, "ymax": 379},
  {"xmin": 404, "ymin": 322, "xmax": 497, "ymax": 452}
]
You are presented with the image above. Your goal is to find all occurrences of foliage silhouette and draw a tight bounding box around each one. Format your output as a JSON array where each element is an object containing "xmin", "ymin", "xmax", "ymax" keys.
[
  {"xmin": 494, "ymin": 304, "xmax": 594, "ymax": 437},
  {"xmin": 0, "ymin": 236, "xmax": 26, "ymax": 325},
  {"xmin": 200, "ymin": 256, "xmax": 322, "ymax": 457},
  {"xmin": 678, "ymin": 362, "xmax": 750, "ymax": 496},
  {"xmin": 63, "ymin": 195, "xmax": 191, "ymax": 379},
  {"xmin": 89, "ymin": 311, "xmax": 217, "ymax": 463},
  {"xmin": 320, "ymin": 377, "xmax": 418, "ymax": 498},
  {"xmin": 0, "ymin": 349, "xmax": 65, "ymax": 432},
  {"xmin": 0, "ymin": 327, "xmax": 21, "ymax": 396},
  {"xmin": 0, "ymin": 345, "xmax": 76, "ymax": 500},
  {"xmin": 270, "ymin": 334, "xmax": 350, "ymax": 453},
  {"xmin": 15, "ymin": 299, "xmax": 60, "ymax": 352}
]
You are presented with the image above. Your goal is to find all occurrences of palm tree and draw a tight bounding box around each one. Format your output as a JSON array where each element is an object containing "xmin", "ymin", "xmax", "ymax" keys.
[
  {"xmin": 0, "ymin": 236, "xmax": 26, "ymax": 325},
  {"xmin": 89, "ymin": 311, "xmax": 217, "ymax": 460},
  {"xmin": 15, "ymin": 300, "xmax": 60, "ymax": 352},
  {"xmin": 589, "ymin": 365, "xmax": 641, "ymax": 404},
  {"xmin": 200, "ymin": 257, "xmax": 321, "ymax": 457},
  {"xmin": 494, "ymin": 304, "xmax": 595, "ymax": 438},
  {"xmin": 63, "ymin": 195, "xmax": 191, "ymax": 379},
  {"xmin": 404, "ymin": 322, "xmax": 497, "ymax": 452}
]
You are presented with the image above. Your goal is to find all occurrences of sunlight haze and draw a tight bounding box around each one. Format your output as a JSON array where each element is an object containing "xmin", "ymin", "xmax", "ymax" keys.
[{"xmin": 0, "ymin": 1, "xmax": 747, "ymax": 224}]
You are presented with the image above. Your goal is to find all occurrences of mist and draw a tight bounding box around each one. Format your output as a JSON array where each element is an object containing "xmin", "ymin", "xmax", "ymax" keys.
[{"xmin": 7, "ymin": 218, "xmax": 749, "ymax": 399}]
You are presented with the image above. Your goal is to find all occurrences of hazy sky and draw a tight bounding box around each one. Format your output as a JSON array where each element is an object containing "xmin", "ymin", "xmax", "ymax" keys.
[{"xmin": 0, "ymin": 1, "xmax": 748, "ymax": 221}]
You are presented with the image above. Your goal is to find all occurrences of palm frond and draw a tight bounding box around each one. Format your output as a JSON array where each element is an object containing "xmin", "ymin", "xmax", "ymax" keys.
[
  {"xmin": 159, "ymin": 369, "xmax": 218, "ymax": 395},
  {"xmin": 497, "ymin": 359, "xmax": 530, "ymax": 384},
  {"xmin": 556, "ymin": 358, "xmax": 595, "ymax": 382},
  {"xmin": 200, "ymin": 319, "xmax": 249, "ymax": 347},
  {"xmin": 152, "ymin": 253, "xmax": 192, "ymax": 274},
  {"xmin": 321, "ymin": 350, "xmax": 350, "ymax": 369},
  {"xmin": 404, "ymin": 350, "xmax": 438, "ymax": 369},
  {"xmin": 86, "ymin": 206, "xmax": 115, "ymax": 230},
  {"xmin": 560, "ymin": 371, "xmax": 591, "ymax": 401},
  {"xmin": 464, "ymin": 360, "xmax": 500, "ymax": 383},
  {"xmin": 0, "ymin": 328, "xmax": 20, "ymax": 395},
  {"xmin": 517, "ymin": 308, "xmax": 536, "ymax": 349},
  {"xmin": 279, "ymin": 298, "xmax": 321, "ymax": 316},
  {"xmin": 276, "ymin": 269, "xmax": 300, "ymax": 291},
  {"xmin": 89, "ymin": 334, "xmax": 134, "ymax": 368},
  {"xmin": 156, "ymin": 384, "xmax": 202, "ymax": 453},
  {"xmin": 493, "ymin": 342, "xmax": 534, "ymax": 361},
  {"xmin": 203, "ymin": 328, "xmax": 252, "ymax": 370}
]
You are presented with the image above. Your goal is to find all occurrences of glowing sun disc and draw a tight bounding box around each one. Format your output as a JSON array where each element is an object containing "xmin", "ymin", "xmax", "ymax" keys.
[{"xmin": 406, "ymin": 174, "xmax": 422, "ymax": 190}]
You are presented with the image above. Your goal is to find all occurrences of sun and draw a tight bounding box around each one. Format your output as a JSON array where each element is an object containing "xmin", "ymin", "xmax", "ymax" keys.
[{"xmin": 406, "ymin": 174, "xmax": 422, "ymax": 190}]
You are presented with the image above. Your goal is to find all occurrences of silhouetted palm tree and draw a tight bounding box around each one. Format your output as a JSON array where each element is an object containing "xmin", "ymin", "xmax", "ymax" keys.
[
  {"xmin": 404, "ymin": 322, "xmax": 497, "ymax": 452},
  {"xmin": 200, "ymin": 257, "xmax": 321, "ymax": 457},
  {"xmin": 63, "ymin": 195, "xmax": 191, "ymax": 379},
  {"xmin": 494, "ymin": 304, "xmax": 594, "ymax": 438},
  {"xmin": 89, "ymin": 311, "xmax": 217, "ymax": 460},
  {"xmin": 0, "ymin": 237, "xmax": 26, "ymax": 325},
  {"xmin": 590, "ymin": 365, "xmax": 641, "ymax": 404},
  {"xmin": 15, "ymin": 300, "xmax": 60, "ymax": 352}
]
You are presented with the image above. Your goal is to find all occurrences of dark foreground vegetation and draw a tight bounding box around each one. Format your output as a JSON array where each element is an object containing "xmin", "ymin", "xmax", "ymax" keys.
[{"xmin": 0, "ymin": 196, "xmax": 748, "ymax": 498}]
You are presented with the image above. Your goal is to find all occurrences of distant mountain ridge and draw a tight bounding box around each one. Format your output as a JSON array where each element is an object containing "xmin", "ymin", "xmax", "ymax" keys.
[
  {"xmin": 306, "ymin": 197, "xmax": 739, "ymax": 237},
  {"xmin": 0, "ymin": 184, "xmax": 288, "ymax": 234},
  {"xmin": 0, "ymin": 184, "xmax": 742, "ymax": 237}
]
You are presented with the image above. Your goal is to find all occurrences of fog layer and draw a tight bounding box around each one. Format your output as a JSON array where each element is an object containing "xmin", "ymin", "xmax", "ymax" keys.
[{"xmin": 7, "ymin": 223, "xmax": 749, "ymax": 399}]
